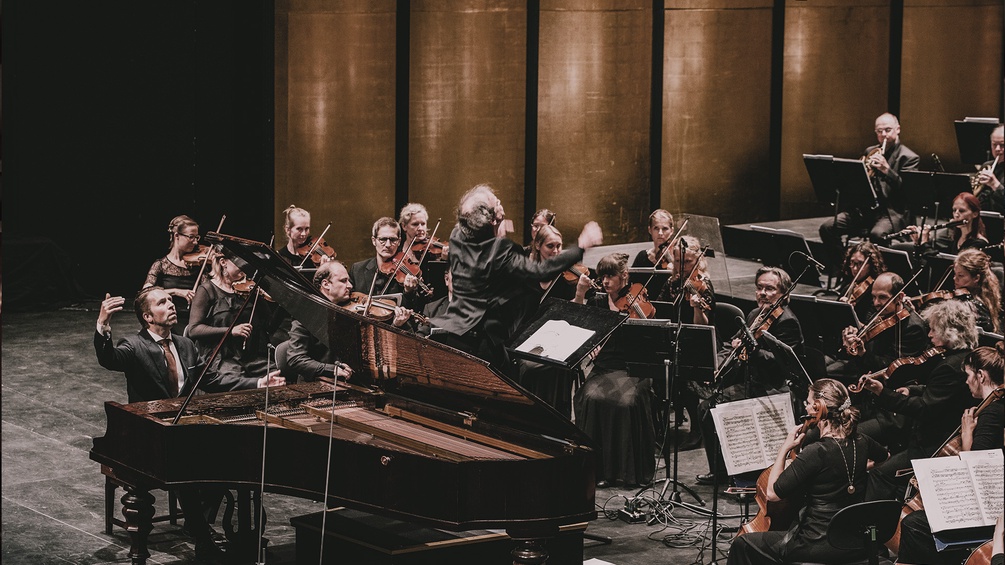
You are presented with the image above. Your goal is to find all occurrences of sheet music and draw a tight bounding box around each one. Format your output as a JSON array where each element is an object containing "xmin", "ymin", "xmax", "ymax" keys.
[
  {"xmin": 514, "ymin": 320, "xmax": 595, "ymax": 362},
  {"xmin": 912, "ymin": 449, "xmax": 1004, "ymax": 533},
  {"xmin": 711, "ymin": 393, "xmax": 795, "ymax": 476}
]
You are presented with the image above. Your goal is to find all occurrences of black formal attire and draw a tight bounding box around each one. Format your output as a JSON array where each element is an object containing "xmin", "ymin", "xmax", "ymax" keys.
[
  {"xmin": 699, "ymin": 305, "xmax": 804, "ymax": 478},
  {"xmin": 284, "ymin": 320, "xmax": 356, "ymax": 383},
  {"xmin": 187, "ymin": 281, "xmax": 268, "ymax": 385},
  {"xmin": 865, "ymin": 348, "xmax": 977, "ymax": 501},
  {"xmin": 573, "ymin": 292, "xmax": 656, "ymax": 486},
  {"xmin": 429, "ymin": 225, "xmax": 585, "ymax": 368},
  {"xmin": 727, "ymin": 433, "xmax": 889, "ymax": 565},
  {"xmin": 977, "ymin": 159, "xmax": 1005, "ymax": 215},
  {"xmin": 819, "ymin": 141, "xmax": 920, "ymax": 270},
  {"xmin": 631, "ymin": 249, "xmax": 670, "ymax": 301},
  {"xmin": 277, "ymin": 245, "xmax": 320, "ymax": 269},
  {"xmin": 417, "ymin": 295, "xmax": 449, "ymax": 337},
  {"xmin": 897, "ymin": 393, "xmax": 1004, "ymax": 565}
]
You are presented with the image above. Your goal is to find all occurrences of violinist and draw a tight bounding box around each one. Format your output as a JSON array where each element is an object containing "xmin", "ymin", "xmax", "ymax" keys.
[
  {"xmin": 532, "ymin": 224, "xmax": 581, "ymax": 302},
  {"xmin": 398, "ymin": 202, "xmax": 429, "ymax": 243},
  {"xmin": 727, "ymin": 379, "xmax": 889, "ymax": 565},
  {"xmin": 144, "ymin": 215, "xmax": 206, "ymax": 331},
  {"xmin": 951, "ymin": 248, "xmax": 1002, "ymax": 333},
  {"xmin": 631, "ymin": 209, "xmax": 675, "ymax": 298},
  {"xmin": 819, "ymin": 113, "xmax": 920, "ymax": 271},
  {"xmin": 657, "ymin": 235, "xmax": 715, "ymax": 325},
  {"xmin": 697, "ymin": 267, "xmax": 805, "ymax": 485},
  {"xmin": 857, "ymin": 299, "xmax": 978, "ymax": 501},
  {"xmin": 284, "ymin": 261, "xmax": 356, "ymax": 383},
  {"xmin": 278, "ymin": 205, "xmax": 324, "ymax": 268},
  {"xmin": 836, "ymin": 241, "xmax": 886, "ymax": 322},
  {"xmin": 896, "ymin": 342, "xmax": 1004, "ymax": 565},
  {"xmin": 428, "ymin": 184, "xmax": 603, "ymax": 368},
  {"xmin": 523, "ymin": 208, "xmax": 557, "ymax": 254},
  {"xmin": 571, "ymin": 253, "xmax": 656, "ymax": 488},
  {"xmin": 349, "ymin": 217, "xmax": 421, "ymax": 310},
  {"xmin": 186, "ymin": 253, "xmax": 268, "ymax": 385},
  {"xmin": 906, "ymin": 192, "xmax": 988, "ymax": 254},
  {"xmin": 976, "ymin": 124, "xmax": 1004, "ymax": 214}
]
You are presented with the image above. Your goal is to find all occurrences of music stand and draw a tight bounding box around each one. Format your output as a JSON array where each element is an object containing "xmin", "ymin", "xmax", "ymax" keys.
[
  {"xmin": 507, "ymin": 298, "xmax": 624, "ymax": 370},
  {"xmin": 749, "ymin": 225, "xmax": 824, "ymax": 286},
  {"xmin": 901, "ymin": 171, "xmax": 972, "ymax": 219},
  {"xmin": 981, "ymin": 211, "xmax": 1003, "ymax": 243},
  {"xmin": 804, "ymin": 154, "xmax": 879, "ymax": 211},
  {"xmin": 789, "ymin": 294, "xmax": 859, "ymax": 354},
  {"xmin": 876, "ymin": 245, "xmax": 918, "ymax": 291},
  {"xmin": 954, "ymin": 118, "xmax": 999, "ymax": 165}
]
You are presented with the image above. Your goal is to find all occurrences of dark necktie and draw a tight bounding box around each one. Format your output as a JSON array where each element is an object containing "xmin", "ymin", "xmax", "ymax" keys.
[{"xmin": 159, "ymin": 338, "xmax": 180, "ymax": 396}]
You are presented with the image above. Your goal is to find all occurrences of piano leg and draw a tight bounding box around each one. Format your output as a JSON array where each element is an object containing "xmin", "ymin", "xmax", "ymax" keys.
[
  {"xmin": 508, "ymin": 526, "xmax": 556, "ymax": 565},
  {"xmin": 120, "ymin": 487, "xmax": 155, "ymax": 565},
  {"xmin": 221, "ymin": 487, "xmax": 268, "ymax": 562}
]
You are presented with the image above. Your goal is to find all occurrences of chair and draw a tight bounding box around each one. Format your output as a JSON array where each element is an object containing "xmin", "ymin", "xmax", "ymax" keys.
[
  {"xmin": 790, "ymin": 499, "xmax": 901, "ymax": 565},
  {"xmin": 712, "ymin": 302, "xmax": 746, "ymax": 348}
]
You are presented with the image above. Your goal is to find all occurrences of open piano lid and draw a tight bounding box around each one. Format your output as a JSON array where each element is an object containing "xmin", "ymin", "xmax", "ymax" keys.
[{"xmin": 206, "ymin": 232, "xmax": 595, "ymax": 449}]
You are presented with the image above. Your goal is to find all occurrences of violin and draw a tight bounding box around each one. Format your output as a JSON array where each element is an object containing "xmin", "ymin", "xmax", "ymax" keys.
[
  {"xmin": 561, "ymin": 264, "xmax": 602, "ymax": 290},
  {"xmin": 182, "ymin": 245, "xmax": 211, "ymax": 269},
  {"xmin": 843, "ymin": 305, "xmax": 911, "ymax": 355},
  {"xmin": 410, "ymin": 236, "xmax": 448, "ymax": 260},
  {"xmin": 343, "ymin": 292, "xmax": 428, "ymax": 325},
  {"xmin": 380, "ymin": 251, "xmax": 434, "ymax": 296},
  {"xmin": 682, "ymin": 273, "xmax": 713, "ymax": 312},
  {"xmin": 232, "ymin": 279, "xmax": 273, "ymax": 302},
  {"xmin": 840, "ymin": 275, "xmax": 874, "ymax": 306},
  {"xmin": 909, "ymin": 288, "xmax": 971, "ymax": 308},
  {"xmin": 612, "ymin": 283, "xmax": 656, "ymax": 319},
  {"xmin": 848, "ymin": 347, "xmax": 945, "ymax": 393},
  {"xmin": 295, "ymin": 236, "xmax": 336, "ymax": 267},
  {"xmin": 738, "ymin": 304, "xmax": 785, "ymax": 361},
  {"xmin": 739, "ymin": 399, "xmax": 826, "ymax": 536}
]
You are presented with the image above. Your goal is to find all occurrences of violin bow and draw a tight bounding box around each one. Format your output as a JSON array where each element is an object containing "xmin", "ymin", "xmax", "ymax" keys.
[
  {"xmin": 380, "ymin": 234, "xmax": 418, "ymax": 296},
  {"xmin": 298, "ymin": 221, "xmax": 332, "ymax": 268},
  {"xmin": 191, "ymin": 215, "xmax": 226, "ymax": 292},
  {"xmin": 242, "ymin": 235, "xmax": 274, "ymax": 352},
  {"xmin": 840, "ymin": 258, "xmax": 871, "ymax": 302},
  {"xmin": 415, "ymin": 219, "xmax": 441, "ymax": 266},
  {"xmin": 670, "ymin": 244, "xmax": 710, "ymax": 310}
]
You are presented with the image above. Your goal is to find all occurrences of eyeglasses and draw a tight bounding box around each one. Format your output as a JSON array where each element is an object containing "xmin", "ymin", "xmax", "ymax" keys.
[
  {"xmin": 178, "ymin": 233, "xmax": 201, "ymax": 242},
  {"xmin": 375, "ymin": 237, "xmax": 400, "ymax": 245}
]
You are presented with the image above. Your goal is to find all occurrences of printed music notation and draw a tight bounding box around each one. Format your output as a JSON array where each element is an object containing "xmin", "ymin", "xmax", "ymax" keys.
[
  {"xmin": 912, "ymin": 449, "xmax": 1004, "ymax": 533},
  {"xmin": 710, "ymin": 393, "xmax": 795, "ymax": 476}
]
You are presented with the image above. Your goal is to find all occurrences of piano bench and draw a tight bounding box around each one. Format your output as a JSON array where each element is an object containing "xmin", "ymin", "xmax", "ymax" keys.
[{"xmin": 102, "ymin": 468, "xmax": 182, "ymax": 536}]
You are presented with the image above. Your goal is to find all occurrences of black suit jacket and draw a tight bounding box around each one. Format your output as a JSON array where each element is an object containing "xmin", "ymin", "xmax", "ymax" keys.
[
  {"xmin": 95, "ymin": 329, "xmax": 258, "ymax": 403},
  {"xmin": 864, "ymin": 141, "xmax": 920, "ymax": 216},
  {"xmin": 976, "ymin": 159, "xmax": 1005, "ymax": 214},
  {"xmin": 744, "ymin": 305, "xmax": 804, "ymax": 390},
  {"xmin": 349, "ymin": 257, "xmax": 420, "ymax": 310}
]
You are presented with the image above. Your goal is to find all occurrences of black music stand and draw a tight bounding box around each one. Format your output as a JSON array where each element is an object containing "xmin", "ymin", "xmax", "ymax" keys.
[
  {"xmin": 748, "ymin": 225, "xmax": 824, "ymax": 286},
  {"xmin": 901, "ymin": 170, "xmax": 972, "ymax": 219},
  {"xmin": 789, "ymin": 294, "xmax": 860, "ymax": 354},
  {"xmin": 876, "ymin": 245, "xmax": 918, "ymax": 290},
  {"xmin": 804, "ymin": 154, "xmax": 878, "ymax": 211},
  {"xmin": 981, "ymin": 211, "xmax": 1004, "ymax": 243},
  {"xmin": 955, "ymin": 118, "xmax": 999, "ymax": 165},
  {"xmin": 507, "ymin": 298, "xmax": 624, "ymax": 370}
]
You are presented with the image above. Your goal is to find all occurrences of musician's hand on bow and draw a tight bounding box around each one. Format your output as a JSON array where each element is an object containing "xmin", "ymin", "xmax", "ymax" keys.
[
  {"xmin": 230, "ymin": 322, "xmax": 253, "ymax": 339},
  {"xmin": 257, "ymin": 370, "xmax": 286, "ymax": 388},
  {"xmin": 856, "ymin": 374, "xmax": 884, "ymax": 395},
  {"xmin": 731, "ymin": 337, "xmax": 742, "ymax": 350},
  {"xmin": 98, "ymin": 293, "xmax": 125, "ymax": 328},
  {"xmin": 392, "ymin": 306, "xmax": 413, "ymax": 328}
]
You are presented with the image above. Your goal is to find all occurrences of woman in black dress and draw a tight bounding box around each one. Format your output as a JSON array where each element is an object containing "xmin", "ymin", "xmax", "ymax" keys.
[
  {"xmin": 144, "ymin": 215, "xmax": 205, "ymax": 331},
  {"xmin": 952, "ymin": 248, "xmax": 1002, "ymax": 334},
  {"xmin": 573, "ymin": 253, "xmax": 656, "ymax": 488},
  {"xmin": 727, "ymin": 378, "xmax": 889, "ymax": 565},
  {"xmin": 631, "ymin": 209, "xmax": 675, "ymax": 298}
]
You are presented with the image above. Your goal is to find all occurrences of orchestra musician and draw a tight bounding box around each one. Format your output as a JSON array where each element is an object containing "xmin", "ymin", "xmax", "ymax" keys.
[
  {"xmin": 284, "ymin": 261, "xmax": 357, "ymax": 383},
  {"xmin": 349, "ymin": 217, "xmax": 421, "ymax": 308},
  {"xmin": 631, "ymin": 209, "xmax": 675, "ymax": 298},
  {"xmin": 186, "ymin": 253, "xmax": 268, "ymax": 385},
  {"xmin": 907, "ymin": 192, "xmax": 988, "ymax": 254},
  {"xmin": 529, "ymin": 208, "xmax": 556, "ymax": 241},
  {"xmin": 657, "ymin": 235, "xmax": 715, "ymax": 325},
  {"xmin": 949, "ymin": 248, "xmax": 1002, "ymax": 334},
  {"xmin": 696, "ymin": 267, "xmax": 805, "ymax": 485},
  {"xmin": 531, "ymin": 224, "xmax": 581, "ymax": 302},
  {"xmin": 819, "ymin": 113, "xmax": 920, "ymax": 271},
  {"xmin": 428, "ymin": 184, "xmax": 602, "ymax": 368},
  {"xmin": 398, "ymin": 202, "xmax": 429, "ymax": 248},
  {"xmin": 857, "ymin": 299, "xmax": 978, "ymax": 501},
  {"xmin": 572, "ymin": 253, "xmax": 656, "ymax": 488},
  {"xmin": 896, "ymin": 343, "xmax": 1005, "ymax": 565},
  {"xmin": 144, "ymin": 215, "xmax": 205, "ymax": 331},
  {"xmin": 835, "ymin": 241, "xmax": 886, "ymax": 323},
  {"xmin": 94, "ymin": 287, "xmax": 284, "ymax": 562},
  {"xmin": 976, "ymin": 124, "xmax": 1005, "ymax": 214},
  {"xmin": 277, "ymin": 205, "xmax": 327, "ymax": 268},
  {"xmin": 726, "ymin": 379, "xmax": 889, "ymax": 565}
]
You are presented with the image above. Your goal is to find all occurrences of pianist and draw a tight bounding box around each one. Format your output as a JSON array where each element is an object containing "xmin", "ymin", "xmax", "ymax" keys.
[{"xmin": 93, "ymin": 286, "xmax": 284, "ymax": 562}]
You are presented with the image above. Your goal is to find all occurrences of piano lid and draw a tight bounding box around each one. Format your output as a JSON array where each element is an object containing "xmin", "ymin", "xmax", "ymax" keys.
[{"xmin": 206, "ymin": 232, "xmax": 595, "ymax": 448}]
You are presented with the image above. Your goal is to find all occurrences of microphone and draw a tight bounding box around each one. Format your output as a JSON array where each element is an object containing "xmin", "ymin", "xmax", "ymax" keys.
[
  {"xmin": 679, "ymin": 238, "xmax": 688, "ymax": 249},
  {"xmin": 737, "ymin": 316, "xmax": 758, "ymax": 349},
  {"xmin": 791, "ymin": 250, "xmax": 827, "ymax": 272},
  {"xmin": 932, "ymin": 153, "xmax": 945, "ymax": 172}
]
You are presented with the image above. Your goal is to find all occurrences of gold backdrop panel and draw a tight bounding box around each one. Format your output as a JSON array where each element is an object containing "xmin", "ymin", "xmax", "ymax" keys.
[
  {"xmin": 901, "ymin": 0, "xmax": 1004, "ymax": 172},
  {"xmin": 275, "ymin": 0, "xmax": 397, "ymax": 264},
  {"xmin": 779, "ymin": 0, "xmax": 890, "ymax": 219},
  {"xmin": 409, "ymin": 1, "xmax": 527, "ymax": 237},
  {"xmin": 663, "ymin": 0, "xmax": 774, "ymax": 225},
  {"xmin": 537, "ymin": 0, "xmax": 651, "ymax": 245}
]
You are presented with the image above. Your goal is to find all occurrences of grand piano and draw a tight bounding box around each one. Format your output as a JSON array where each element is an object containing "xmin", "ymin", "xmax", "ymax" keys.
[{"xmin": 90, "ymin": 233, "xmax": 597, "ymax": 565}]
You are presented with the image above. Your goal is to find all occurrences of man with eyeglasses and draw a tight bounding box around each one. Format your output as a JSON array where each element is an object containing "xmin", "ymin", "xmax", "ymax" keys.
[
  {"xmin": 819, "ymin": 112, "xmax": 920, "ymax": 273},
  {"xmin": 976, "ymin": 124, "xmax": 1005, "ymax": 214},
  {"xmin": 349, "ymin": 217, "xmax": 422, "ymax": 310}
]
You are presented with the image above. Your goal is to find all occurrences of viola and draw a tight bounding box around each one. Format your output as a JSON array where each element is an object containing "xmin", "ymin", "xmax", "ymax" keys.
[
  {"xmin": 343, "ymin": 292, "xmax": 428, "ymax": 325},
  {"xmin": 909, "ymin": 288, "xmax": 970, "ymax": 308},
  {"xmin": 848, "ymin": 347, "xmax": 945, "ymax": 393},
  {"xmin": 840, "ymin": 276, "xmax": 874, "ymax": 306},
  {"xmin": 612, "ymin": 283, "xmax": 656, "ymax": 319},
  {"xmin": 739, "ymin": 399, "xmax": 827, "ymax": 536},
  {"xmin": 295, "ymin": 236, "xmax": 336, "ymax": 267}
]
